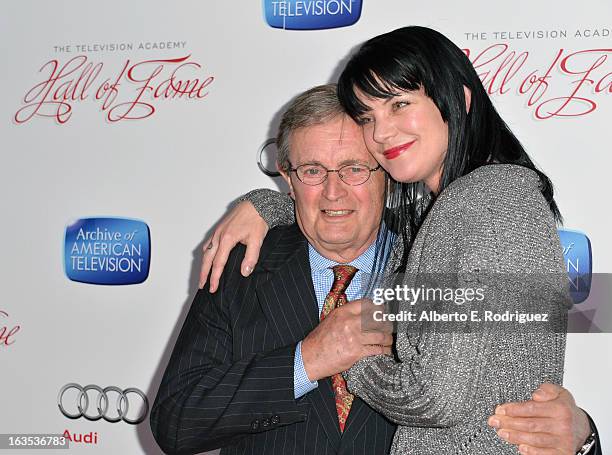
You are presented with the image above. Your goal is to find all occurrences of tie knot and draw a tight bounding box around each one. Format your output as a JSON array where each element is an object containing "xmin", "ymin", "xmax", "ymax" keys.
[{"xmin": 330, "ymin": 265, "xmax": 358, "ymax": 295}]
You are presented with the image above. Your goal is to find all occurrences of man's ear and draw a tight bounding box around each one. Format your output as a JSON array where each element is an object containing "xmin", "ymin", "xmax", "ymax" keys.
[
  {"xmin": 277, "ymin": 162, "xmax": 295, "ymax": 199},
  {"xmin": 463, "ymin": 85, "xmax": 472, "ymax": 113}
]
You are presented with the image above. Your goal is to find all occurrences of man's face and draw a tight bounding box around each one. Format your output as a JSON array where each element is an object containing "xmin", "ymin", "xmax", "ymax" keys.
[{"xmin": 280, "ymin": 115, "xmax": 385, "ymax": 263}]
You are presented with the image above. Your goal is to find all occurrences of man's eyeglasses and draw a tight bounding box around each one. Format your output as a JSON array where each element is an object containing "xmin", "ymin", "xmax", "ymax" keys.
[{"xmin": 288, "ymin": 162, "xmax": 382, "ymax": 186}]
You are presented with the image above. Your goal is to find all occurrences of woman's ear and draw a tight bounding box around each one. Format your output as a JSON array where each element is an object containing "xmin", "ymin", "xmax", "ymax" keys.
[{"xmin": 463, "ymin": 86, "xmax": 472, "ymax": 113}]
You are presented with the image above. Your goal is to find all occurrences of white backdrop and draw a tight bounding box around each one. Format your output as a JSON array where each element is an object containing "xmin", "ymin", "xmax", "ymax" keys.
[{"xmin": 1, "ymin": 1, "xmax": 610, "ymax": 453}]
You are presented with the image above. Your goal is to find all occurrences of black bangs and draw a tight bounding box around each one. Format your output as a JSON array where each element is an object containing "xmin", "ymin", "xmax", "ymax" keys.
[{"xmin": 338, "ymin": 39, "xmax": 423, "ymax": 119}]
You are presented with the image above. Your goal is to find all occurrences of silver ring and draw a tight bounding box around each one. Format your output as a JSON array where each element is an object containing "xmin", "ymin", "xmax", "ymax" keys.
[
  {"xmin": 58, "ymin": 383, "xmax": 148, "ymax": 425},
  {"xmin": 81, "ymin": 384, "xmax": 105, "ymax": 421},
  {"xmin": 101, "ymin": 386, "xmax": 124, "ymax": 423},
  {"xmin": 256, "ymin": 138, "xmax": 280, "ymax": 177},
  {"xmin": 121, "ymin": 388, "xmax": 149, "ymax": 425},
  {"xmin": 58, "ymin": 383, "xmax": 85, "ymax": 420}
]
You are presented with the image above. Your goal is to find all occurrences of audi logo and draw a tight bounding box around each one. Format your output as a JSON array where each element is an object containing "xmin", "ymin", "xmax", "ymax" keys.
[
  {"xmin": 256, "ymin": 138, "xmax": 281, "ymax": 177},
  {"xmin": 58, "ymin": 383, "xmax": 149, "ymax": 425}
]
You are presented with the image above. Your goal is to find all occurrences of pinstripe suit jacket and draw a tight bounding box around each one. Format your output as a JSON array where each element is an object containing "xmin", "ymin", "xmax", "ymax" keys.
[{"xmin": 150, "ymin": 224, "xmax": 396, "ymax": 455}]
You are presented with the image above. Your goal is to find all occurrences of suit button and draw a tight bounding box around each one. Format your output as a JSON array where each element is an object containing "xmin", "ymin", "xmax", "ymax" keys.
[
  {"xmin": 271, "ymin": 415, "xmax": 280, "ymax": 424},
  {"xmin": 251, "ymin": 419, "xmax": 260, "ymax": 430},
  {"xmin": 262, "ymin": 418, "xmax": 270, "ymax": 427}
]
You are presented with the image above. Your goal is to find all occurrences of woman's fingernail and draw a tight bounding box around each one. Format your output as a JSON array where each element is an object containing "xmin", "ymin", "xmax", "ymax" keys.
[
  {"xmin": 488, "ymin": 417, "xmax": 500, "ymax": 428},
  {"xmin": 243, "ymin": 265, "xmax": 253, "ymax": 275},
  {"xmin": 497, "ymin": 429, "xmax": 509, "ymax": 439},
  {"xmin": 533, "ymin": 389, "xmax": 545, "ymax": 398}
]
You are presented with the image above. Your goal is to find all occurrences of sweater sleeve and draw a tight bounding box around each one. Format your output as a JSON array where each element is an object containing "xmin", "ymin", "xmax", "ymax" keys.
[
  {"xmin": 344, "ymin": 223, "xmax": 496, "ymax": 427},
  {"xmin": 344, "ymin": 177, "xmax": 568, "ymax": 428},
  {"xmin": 238, "ymin": 189, "xmax": 295, "ymax": 228}
]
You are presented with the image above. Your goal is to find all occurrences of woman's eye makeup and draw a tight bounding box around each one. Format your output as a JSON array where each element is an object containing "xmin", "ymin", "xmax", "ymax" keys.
[{"xmin": 392, "ymin": 100, "xmax": 410, "ymax": 110}]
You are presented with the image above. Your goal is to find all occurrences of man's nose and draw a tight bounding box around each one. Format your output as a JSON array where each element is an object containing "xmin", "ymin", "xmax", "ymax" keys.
[{"xmin": 322, "ymin": 171, "xmax": 348, "ymax": 201}]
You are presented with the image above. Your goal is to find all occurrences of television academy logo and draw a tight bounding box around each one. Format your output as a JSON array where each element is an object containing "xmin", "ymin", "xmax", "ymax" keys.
[
  {"xmin": 464, "ymin": 45, "xmax": 611, "ymax": 119},
  {"xmin": 64, "ymin": 217, "xmax": 151, "ymax": 285},
  {"xmin": 263, "ymin": 0, "xmax": 362, "ymax": 30},
  {"xmin": 0, "ymin": 310, "xmax": 21, "ymax": 347},
  {"xmin": 558, "ymin": 229, "xmax": 592, "ymax": 304},
  {"xmin": 14, "ymin": 54, "xmax": 214, "ymax": 124}
]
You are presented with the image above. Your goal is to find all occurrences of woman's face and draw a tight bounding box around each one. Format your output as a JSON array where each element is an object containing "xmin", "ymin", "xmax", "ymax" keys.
[{"xmin": 355, "ymin": 86, "xmax": 448, "ymax": 193}]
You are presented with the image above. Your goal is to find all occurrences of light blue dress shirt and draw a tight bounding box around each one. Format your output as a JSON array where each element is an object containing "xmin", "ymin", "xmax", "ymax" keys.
[{"xmin": 293, "ymin": 241, "xmax": 377, "ymax": 398}]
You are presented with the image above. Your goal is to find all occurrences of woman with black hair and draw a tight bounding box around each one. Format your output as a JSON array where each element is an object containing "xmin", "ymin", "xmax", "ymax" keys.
[
  {"xmin": 197, "ymin": 27, "xmax": 588, "ymax": 453},
  {"xmin": 324, "ymin": 28, "xmax": 569, "ymax": 454}
]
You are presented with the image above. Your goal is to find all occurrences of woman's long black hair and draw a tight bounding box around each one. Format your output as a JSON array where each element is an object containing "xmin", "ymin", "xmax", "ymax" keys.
[{"xmin": 337, "ymin": 26, "xmax": 562, "ymax": 273}]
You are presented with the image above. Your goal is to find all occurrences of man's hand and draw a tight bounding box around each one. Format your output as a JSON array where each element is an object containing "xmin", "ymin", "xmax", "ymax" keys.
[
  {"xmin": 301, "ymin": 299, "xmax": 393, "ymax": 381},
  {"xmin": 199, "ymin": 201, "xmax": 268, "ymax": 292},
  {"xmin": 488, "ymin": 383, "xmax": 591, "ymax": 454}
]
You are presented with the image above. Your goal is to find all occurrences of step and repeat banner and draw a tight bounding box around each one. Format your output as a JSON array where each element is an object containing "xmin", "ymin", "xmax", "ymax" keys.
[{"xmin": 1, "ymin": 1, "xmax": 610, "ymax": 453}]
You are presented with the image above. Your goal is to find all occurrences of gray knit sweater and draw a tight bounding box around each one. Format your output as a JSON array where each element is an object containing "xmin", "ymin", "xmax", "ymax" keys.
[{"xmin": 243, "ymin": 164, "xmax": 569, "ymax": 454}]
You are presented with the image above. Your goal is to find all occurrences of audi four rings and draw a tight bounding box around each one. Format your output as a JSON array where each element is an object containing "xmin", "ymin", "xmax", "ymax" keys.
[
  {"xmin": 256, "ymin": 138, "xmax": 281, "ymax": 177},
  {"xmin": 58, "ymin": 383, "xmax": 149, "ymax": 424}
]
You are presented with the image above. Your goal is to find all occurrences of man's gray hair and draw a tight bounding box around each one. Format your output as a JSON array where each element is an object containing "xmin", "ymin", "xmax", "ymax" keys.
[{"xmin": 276, "ymin": 84, "xmax": 344, "ymax": 171}]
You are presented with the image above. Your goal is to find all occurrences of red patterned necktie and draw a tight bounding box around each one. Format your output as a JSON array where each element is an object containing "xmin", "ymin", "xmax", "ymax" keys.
[{"xmin": 320, "ymin": 264, "xmax": 358, "ymax": 433}]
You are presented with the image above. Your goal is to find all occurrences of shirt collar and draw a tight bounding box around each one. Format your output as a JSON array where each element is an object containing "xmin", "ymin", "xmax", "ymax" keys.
[{"xmin": 308, "ymin": 238, "xmax": 377, "ymax": 274}]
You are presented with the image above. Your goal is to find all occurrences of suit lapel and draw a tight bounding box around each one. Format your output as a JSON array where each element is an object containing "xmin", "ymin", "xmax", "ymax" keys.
[
  {"xmin": 341, "ymin": 396, "xmax": 372, "ymax": 445},
  {"xmin": 307, "ymin": 379, "xmax": 342, "ymax": 446},
  {"xmin": 256, "ymin": 224, "xmax": 319, "ymax": 346},
  {"xmin": 256, "ymin": 224, "xmax": 342, "ymax": 448}
]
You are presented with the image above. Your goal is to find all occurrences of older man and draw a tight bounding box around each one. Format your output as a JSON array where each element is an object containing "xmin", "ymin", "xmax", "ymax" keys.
[{"xmin": 151, "ymin": 84, "xmax": 397, "ymax": 454}]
